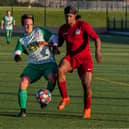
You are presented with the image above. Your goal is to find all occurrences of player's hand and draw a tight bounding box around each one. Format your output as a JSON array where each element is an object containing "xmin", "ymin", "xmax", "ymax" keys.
[
  {"xmin": 95, "ymin": 51, "xmax": 102, "ymax": 64},
  {"xmin": 14, "ymin": 55, "xmax": 21, "ymax": 62},
  {"xmin": 52, "ymin": 46, "xmax": 60, "ymax": 55},
  {"xmin": 36, "ymin": 42, "xmax": 45, "ymax": 48},
  {"xmin": 37, "ymin": 41, "xmax": 52, "ymax": 48}
]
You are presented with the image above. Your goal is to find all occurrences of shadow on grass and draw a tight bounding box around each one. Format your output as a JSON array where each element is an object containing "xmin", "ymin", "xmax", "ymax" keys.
[
  {"xmin": 0, "ymin": 91, "xmax": 17, "ymax": 96},
  {"xmin": 0, "ymin": 111, "xmax": 82, "ymax": 120},
  {"xmin": 0, "ymin": 110, "xmax": 129, "ymax": 123}
]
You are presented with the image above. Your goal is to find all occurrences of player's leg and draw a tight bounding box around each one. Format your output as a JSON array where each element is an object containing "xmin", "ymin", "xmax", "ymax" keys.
[
  {"xmin": 81, "ymin": 72, "xmax": 92, "ymax": 119},
  {"xmin": 8, "ymin": 30, "xmax": 12, "ymax": 43},
  {"xmin": 57, "ymin": 57, "xmax": 72, "ymax": 110},
  {"xmin": 78, "ymin": 60, "xmax": 93, "ymax": 119},
  {"xmin": 5, "ymin": 29, "xmax": 10, "ymax": 44},
  {"xmin": 46, "ymin": 73, "xmax": 57, "ymax": 91},
  {"xmin": 17, "ymin": 64, "xmax": 41, "ymax": 118},
  {"xmin": 35, "ymin": 63, "xmax": 57, "ymax": 108},
  {"xmin": 43, "ymin": 63, "xmax": 57, "ymax": 92},
  {"xmin": 17, "ymin": 76, "xmax": 31, "ymax": 118}
]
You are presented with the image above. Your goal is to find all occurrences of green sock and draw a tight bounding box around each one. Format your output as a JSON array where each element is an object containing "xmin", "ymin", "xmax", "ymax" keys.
[
  {"xmin": 6, "ymin": 36, "xmax": 10, "ymax": 43},
  {"xmin": 18, "ymin": 89, "xmax": 27, "ymax": 109},
  {"xmin": 46, "ymin": 82, "xmax": 55, "ymax": 92},
  {"xmin": 8, "ymin": 36, "xmax": 11, "ymax": 42}
]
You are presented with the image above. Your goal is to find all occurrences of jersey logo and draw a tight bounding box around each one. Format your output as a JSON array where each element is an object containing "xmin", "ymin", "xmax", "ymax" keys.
[{"xmin": 75, "ymin": 29, "xmax": 81, "ymax": 35}]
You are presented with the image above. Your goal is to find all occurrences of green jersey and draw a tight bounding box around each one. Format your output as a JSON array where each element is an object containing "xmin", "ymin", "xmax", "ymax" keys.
[
  {"xmin": 14, "ymin": 27, "xmax": 58, "ymax": 64},
  {"xmin": 2, "ymin": 16, "xmax": 15, "ymax": 30}
]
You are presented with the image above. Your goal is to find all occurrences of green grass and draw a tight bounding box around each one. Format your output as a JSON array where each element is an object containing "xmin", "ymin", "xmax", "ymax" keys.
[
  {"xmin": 0, "ymin": 34, "xmax": 129, "ymax": 129},
  {"xmin": 0, "ymin": 6, "xmax": 128, "ymax": 27}
]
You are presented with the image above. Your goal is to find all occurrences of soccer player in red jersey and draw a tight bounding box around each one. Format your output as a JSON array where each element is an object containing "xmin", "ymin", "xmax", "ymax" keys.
[{"xmin": 57, "ymin": 5, "xmax": 102, "ymax": 119}]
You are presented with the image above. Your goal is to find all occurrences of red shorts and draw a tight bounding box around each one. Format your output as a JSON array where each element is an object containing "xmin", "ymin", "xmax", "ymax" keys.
[{"xmin": 64, "ymin": 55, "xmax": 93, "ymax": 74}]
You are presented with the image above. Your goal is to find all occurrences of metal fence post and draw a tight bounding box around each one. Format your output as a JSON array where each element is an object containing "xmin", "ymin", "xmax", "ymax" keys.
[
  {"xmin": 125, "ymin": 0, "xmax": 128, "ymax": 30},
  {"xmin": 77, "ymin": 0, "xmax": 79, "ymax": 12},
  {"xmin": 121, "ymin": 19, "xmax": 124, "ymax": 30},
  {"xmin": 106, "ymin": 2, "xmax": 109, "ymax": 31},
  {"xmin": 113, "ymin": 18, "xmax": 116, "ymax": 30},
  {"xmin": 44, "ymin": 0, "xmax": 46, "ymax": 26},
  {"xmin": 11, "ymin": 0, "xmax": 14, "ymax": 16}
]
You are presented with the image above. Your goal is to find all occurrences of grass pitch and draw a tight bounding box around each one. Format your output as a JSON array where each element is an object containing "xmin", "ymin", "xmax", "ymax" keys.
[
  {"xmin": 0, "ymin": 34, "xmax": 129, "ymax": 129},
  {"xmin": 0, "ymin": 6, "xmax": 129, "ymax": 28},
  {"xmin": 0, "ymin": 7, "xmax": 106, "ymax": 27}
]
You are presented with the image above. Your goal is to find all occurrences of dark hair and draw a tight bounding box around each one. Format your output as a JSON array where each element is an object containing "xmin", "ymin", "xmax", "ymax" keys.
[
  {"xmin": 64, "ymin": 5, "xmax": 81, "ymax": 20},
  {"xmin": 7, "ymin": 10, "xmax": 11, "ymax": 13},
  {"xmin": 64, "ymin": 5, "xmax": 77, "ymax": 15},
  {"xmin": 76, "ymin": 15, "xmax": 81, "ymax": 20},
  {"xmin": 21, "ymin": 14, "xmax": 34, "ymax": 26}
]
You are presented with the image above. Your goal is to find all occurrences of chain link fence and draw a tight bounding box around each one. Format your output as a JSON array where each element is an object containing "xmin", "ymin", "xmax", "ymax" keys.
[
  {"xmin": 0, "ymin": 0, "xmax": 129, "ymax": 32},
  {"xmin": 0, "ymin": 0, "xmax": 128, "ymax": 10}
]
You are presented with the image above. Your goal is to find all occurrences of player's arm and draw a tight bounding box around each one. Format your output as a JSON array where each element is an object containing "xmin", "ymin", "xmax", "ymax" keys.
[
  {"xmin": 39, "ymin": 26, "xmax": 64, "ymax": 47},
  {"xmin": 36, "ymin": 40, "xmax": 60, "ymax": 54},
  {"xmin": 1, "ymin": 17, "xmax": 4, "ymax": 30},
  {"xmin": 83, "ymin": 22, "xmax": 102, "ymax": 63},
  {"xmin": 95, "ymin": 37, "xmax": 102, "ymax": 64},
  {"xmin": 13, "ymin": 39, "xmax": 23, "ymax": 62},
  {"xmin": 47, "ymin": 26, "xmax": 65, "ymax": 54},
  {"xmin": 36, "ymin": 34, "xmax": 58, "ymax": 47},
  {"xmin": 49, "ymin": 34, "xmax": 60, "ymax": 54},
  {"xmin": 58, "ymin": 27, "xmax": 64, "ymax": 47},
  {"xmin": 12, "ymin": 17, "xmax": 15, "ymax": 26},
  {"xmin": 40, "ymin": 27, "xmax": 58, "ymax": 46},
  {"xmin": 36, "ymin": 41, "xmax": 52, "ymax": 47},
  {"xmin": 13, "ymin": 19, "xmax": 16, "ymax": 26},
  {"xmin": 40, "ymin": 27, "xmax": 60, "ymax": 54}
]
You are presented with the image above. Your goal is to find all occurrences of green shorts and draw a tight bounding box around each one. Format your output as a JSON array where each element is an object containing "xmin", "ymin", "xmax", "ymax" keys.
[
  {"xmin": 21, "ymin": 62, "xmax": 57, "ymax": 83},
  {"xmin": 5, "ymin": 29, "xmax": 12, "ymax": 36}
]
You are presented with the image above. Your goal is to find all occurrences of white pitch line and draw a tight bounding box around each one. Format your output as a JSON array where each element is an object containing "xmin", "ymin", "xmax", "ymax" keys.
[{"xmin": 95, "ymin": 77, "xmax": 129, "ymax": 87}]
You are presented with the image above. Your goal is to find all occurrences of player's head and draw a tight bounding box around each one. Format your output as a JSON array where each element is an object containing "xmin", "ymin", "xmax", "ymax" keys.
[
  {"xmin": 7, "ymin": 10, "xmax": 11, "ymax": 16},
  {"xmin": 21, "ymin": 14, "xmax": 34, "ymax": 26},
  {"xmin": 64, "ymin": 5, "xmax": 81, "ymax": 25},
  {"xmin": 21, "ymin": 14, "xmax": 34, "ymax": 33}
]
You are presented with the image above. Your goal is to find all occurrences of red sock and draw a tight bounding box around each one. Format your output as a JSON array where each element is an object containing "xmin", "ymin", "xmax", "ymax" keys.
[
  {"xmin": 84, "ymin": 91, "xmax": 92, "ymax": 109},
  {"xmin": 85, "ymin": 95, "xmax": 92, "ymax": 109},
  {"xmin": 58, "ymin": 81, "xmax": 68, "ymax": 98}
]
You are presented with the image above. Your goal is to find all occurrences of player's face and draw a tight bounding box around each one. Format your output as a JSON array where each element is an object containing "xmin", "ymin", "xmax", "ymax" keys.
[
  {"xmin": 24, "ymin": 19, "xmax": 33, "ymax": 34},
  {"xmin": 65, "ymin": 13, "xmax": 76, "ymax": 25},
  {"xmin": 7, "ymin": 11, "xmax": 11, "ymax": 16}
]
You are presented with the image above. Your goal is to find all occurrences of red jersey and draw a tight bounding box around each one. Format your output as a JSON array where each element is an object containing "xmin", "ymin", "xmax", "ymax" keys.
[{"xmin": 58, "ymin": 20, "xmax": 99, "ymax": 58}]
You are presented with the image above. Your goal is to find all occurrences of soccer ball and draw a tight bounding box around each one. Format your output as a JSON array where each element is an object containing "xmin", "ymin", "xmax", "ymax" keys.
[{"xmin": 36, "ymin": 89, "xmax": 51, "ymax": 107}]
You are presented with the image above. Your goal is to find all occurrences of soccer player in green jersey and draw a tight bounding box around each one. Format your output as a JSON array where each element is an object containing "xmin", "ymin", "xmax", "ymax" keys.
[
  {"xmin": 14, "ymin": 14, "xmax": 58, "ymax": 118},
  {"xmin": 1, "ymin": 10, "xmax": 15, "ymax": 44}
]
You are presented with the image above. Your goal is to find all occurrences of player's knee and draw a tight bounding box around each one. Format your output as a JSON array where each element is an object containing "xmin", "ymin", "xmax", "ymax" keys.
[
  {"xmin": 84, "ymin": 88, "xmax": 92, "ymax": 97},
  {"xmin": 82, "ymin": 80, "xmax": 91, "ymax": 90},
  {"xmin": 48, "ymin": 73, "xmax": 57, "ymax": 85},
  {"xmin": 58, "ymin": 67, "xmax": 65, "ymax": 75},
  {"xmin": 20, "ymin": 76, "xmax": 31, "ymax": 90},
  {"xmin": 48, "ymin": 78, "xmax": 56, "ymax": 85}
]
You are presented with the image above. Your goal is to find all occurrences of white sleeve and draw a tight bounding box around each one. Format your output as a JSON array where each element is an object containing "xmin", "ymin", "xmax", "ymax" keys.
[
  {"xmin": 49, "ymin": 34, "xmax": 59, "ymax": 46},
  {"xmin": 13, "ymin": 50, "xmax": 22, "ymax": 57}
]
